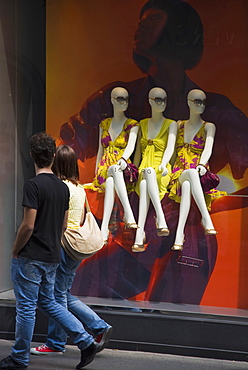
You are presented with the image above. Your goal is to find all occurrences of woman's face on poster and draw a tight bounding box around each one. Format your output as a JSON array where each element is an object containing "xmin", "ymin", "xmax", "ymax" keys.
[{"xmin": 133, "ymin": 8, "xmax": 168, "ymax": 56}]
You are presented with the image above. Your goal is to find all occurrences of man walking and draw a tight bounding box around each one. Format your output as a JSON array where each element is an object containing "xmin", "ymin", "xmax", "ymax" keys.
[{"xmin": 0, "ymin": 132, "xmax": 98, "ymax": 369}]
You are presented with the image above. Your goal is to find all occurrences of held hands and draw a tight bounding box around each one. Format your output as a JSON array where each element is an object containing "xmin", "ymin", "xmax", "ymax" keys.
[
  {"xmin": 196, "ymin": 164, "xmax": 207, "ymax": 176},
  {"xmin": 158, "ymin": 164, "xmax": 168, "ymax": 177},
  {"xmin": 117, "ymin": 157, "xmax": 127, "ymax": 171}
]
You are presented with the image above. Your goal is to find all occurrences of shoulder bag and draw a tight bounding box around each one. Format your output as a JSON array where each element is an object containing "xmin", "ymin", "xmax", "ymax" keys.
[
  {"xmin": 121, "ymin": 157, "xmax": 139, "ymax": 184},
  {"xmin": 61, "ymin": 196, "xmax": 104, "ymax": 261},
  {"xmin": 198, "ymin": 164, "xmax": 220, "ymax": 192}
]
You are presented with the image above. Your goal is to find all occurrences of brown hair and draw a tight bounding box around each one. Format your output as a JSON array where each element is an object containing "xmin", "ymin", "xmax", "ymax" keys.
[{"xmin": 52, "ymin": 145, "xmax": 79, "ymax": 185}]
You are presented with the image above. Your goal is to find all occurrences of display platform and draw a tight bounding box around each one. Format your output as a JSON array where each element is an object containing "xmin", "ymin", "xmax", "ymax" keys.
[{"xmin": 0, "ymin": 290, "xmax": 248, "ymax": 362}]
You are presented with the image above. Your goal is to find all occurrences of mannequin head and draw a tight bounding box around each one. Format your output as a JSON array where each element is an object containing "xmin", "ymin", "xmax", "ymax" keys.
[
  {"xmin": 111, "ymin": 87, "xmax": 129, "ymax": 112},
  {"xmin": 187, "ymin": 89, "xmax": 206, "ymax": 115},
  {"xmin": 148, "ymin": 87, "xmax": 167, "ymax": 113},
  {"xmin": 133, "ymin": 0, "xmax": 203, "ymax": 73}
]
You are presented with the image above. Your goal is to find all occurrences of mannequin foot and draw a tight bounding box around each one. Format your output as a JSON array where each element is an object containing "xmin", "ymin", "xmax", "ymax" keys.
[
  {"xmin": 132, "ymin": 244, "xmax": 145, "ymax": 252},
  {"xmin": 103, "ymin": 236, "xmax": 109, "ymax": 245},
  {"xmin": 156, "ymin": 222, "xmax": 169, "ymax": 236},
  {"xmin": 203, "ymin": 227, "xmax": 218, "ymax": 235},
  {"xmin": 132, "ymin": 232, "xmax": 146, "ymax": 252},
  {"xmin": 126, "ymin": 222, "xmax": 138, "ymax": 229},
  {"xmin": 157, "ymin": 227, "xmax": 170, "ymax": 236},
  {"xmin": 201, "ymin": 221, "xmax": 218, "ymax": 235},
  {"xmin": 171, "ymin": 243, "xmax": 184, "ymax": 251},
  {"xmin": 101, "ymin": 228, "xmax": 110, "ymax": 245},
  {"xmin": 171, "ymin": 235, "xmax": 185, "ymax": 251},
  {"xmin": 123, "ymin": 216, "xmax": 138, "ymax": 229}
]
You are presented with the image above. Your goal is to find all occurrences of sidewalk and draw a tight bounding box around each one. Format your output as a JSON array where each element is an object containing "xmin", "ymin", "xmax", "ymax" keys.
[{"xmin": 0, "ymin": 340, "xmax": 247, "ymax": 370}]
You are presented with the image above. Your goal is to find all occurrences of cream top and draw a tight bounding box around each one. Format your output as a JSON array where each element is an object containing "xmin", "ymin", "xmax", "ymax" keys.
[{"xmin": 63, "ymin": 180, "xmax": 86, "ymax": 229}]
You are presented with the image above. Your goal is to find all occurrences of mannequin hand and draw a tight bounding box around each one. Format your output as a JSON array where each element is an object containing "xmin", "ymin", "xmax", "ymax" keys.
[
  {"xmin": 158, "ymin": 164, "xmax": 168, "ymax": 177},
  {"xmin": 196, "ymin": 164, "xmax": 207, "ymax": 176},
  {"xmin": 117, "ymin": 158, "xmax": 127, "ymax": 171}
]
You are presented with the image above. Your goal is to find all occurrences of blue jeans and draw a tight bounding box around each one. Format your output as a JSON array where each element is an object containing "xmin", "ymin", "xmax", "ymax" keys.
[
  {"xmin": 11, "ymin": 257, "xmax": 94, "ymax": 366},
  {"xmin": 46, "ymin": 247, "xmax": 110, "ymax": 351}
]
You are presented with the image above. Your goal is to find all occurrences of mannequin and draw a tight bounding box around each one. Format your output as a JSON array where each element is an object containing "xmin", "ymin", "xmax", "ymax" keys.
[
  {"xmin": 169, "ymin": 89, "xmax": 218, "ymax": 251},
  {"xmin": 86, "ymin": 87, "xmax": 139, "ymax": 244},
  {"xmin": 132, "ymin": 87, "xmax": 177, "ymax": 252}
]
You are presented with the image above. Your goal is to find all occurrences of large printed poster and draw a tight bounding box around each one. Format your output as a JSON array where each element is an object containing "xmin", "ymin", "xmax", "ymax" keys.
[{"xmin": 47, "ymin": 0, "xmax": 248, "ymax": 309}]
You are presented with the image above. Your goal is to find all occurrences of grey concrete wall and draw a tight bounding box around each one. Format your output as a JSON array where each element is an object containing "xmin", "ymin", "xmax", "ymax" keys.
[{"xmin": 0, "ymin": 0, "xmax": 45, "ymax": 292}]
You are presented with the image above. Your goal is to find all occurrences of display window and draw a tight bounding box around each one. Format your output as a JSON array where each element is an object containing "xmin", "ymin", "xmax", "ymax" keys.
[{"xmin": 46, "ymin": 0, "xmax": 248, "ymax": 310}]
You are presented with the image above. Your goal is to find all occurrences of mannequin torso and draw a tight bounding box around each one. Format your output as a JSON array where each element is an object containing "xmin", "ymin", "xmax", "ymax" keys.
[
  {"xmin": 108, "ymin": 115, "xmax": 127, "ymax": 142},
  {"xmin": 183, "ymin": 119, "xmax": 205, "ymax": 144},
  {"xmin": 147, "ymin": 113, "xmax": 166, "ymax": 140}
]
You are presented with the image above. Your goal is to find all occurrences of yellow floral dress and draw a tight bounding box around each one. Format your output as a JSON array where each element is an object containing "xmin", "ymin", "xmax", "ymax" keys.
[
  {"xmin": 135, "ymin": 118, "xmax": 174, "ymax": 200},
  {"xmin": 168, "ymin": 120, "xmax": 226, "ymax": 208},
  {"xmin": 87, "ymin": 117, "xmax": 138, "ymax": 193}
]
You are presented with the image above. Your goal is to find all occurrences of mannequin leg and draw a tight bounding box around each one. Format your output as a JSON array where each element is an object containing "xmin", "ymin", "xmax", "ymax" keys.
[
  {"xmin": 108, "ymin": 165, "xmax": 137, "ymax": 228},
  {"xmin": 143, "ymin": 167, "xmax": 169, "ymax": 236},
  {"xmin": 171, "ymin": 180, "xmax": 191, "ymax": 251},
  {"xmin": 101, "ymin": 176, "xmax": 115, "ymax": 244},
  {"xmin": 132, "ymin": 178, "xmax": 150, "ymax": 252},
  {"xmin": 180, "ymin": 169, "xmax": 217, "ymax": 233}
]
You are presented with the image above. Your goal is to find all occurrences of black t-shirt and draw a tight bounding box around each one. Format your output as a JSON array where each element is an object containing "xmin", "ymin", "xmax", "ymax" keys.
[{"xmin": 20, "ymin": 173, "xmax": 69, "ymax": 263}]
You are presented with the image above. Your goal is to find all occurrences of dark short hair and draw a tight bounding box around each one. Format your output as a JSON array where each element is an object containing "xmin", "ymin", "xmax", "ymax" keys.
[
  {"xmin": 52, "ymin": 145, "xmax": 79, "ymax": 185},
  {"xmin": 29, "ymin": 132, "xmax": 56, "ymax": 168},
  {"xmin": 133, "ymin": 0, "xmax": 204, "ymax": 72}
]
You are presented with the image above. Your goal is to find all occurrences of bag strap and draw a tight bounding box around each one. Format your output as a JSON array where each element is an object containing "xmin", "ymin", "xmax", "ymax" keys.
[{"xmin": 85, "ymin": 194, "xmax": 91, "ymax": 213}]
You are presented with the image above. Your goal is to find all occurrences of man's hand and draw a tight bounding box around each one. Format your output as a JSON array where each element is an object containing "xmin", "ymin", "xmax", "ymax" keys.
[{"xmin": 12, "ymin": 207, "xmax": 36, "ymax": 258}]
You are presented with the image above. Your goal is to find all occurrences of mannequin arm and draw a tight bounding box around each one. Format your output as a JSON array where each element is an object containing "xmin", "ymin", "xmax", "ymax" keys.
[
  {"xmin": 159, "ymin": 121, "xmax": 177, "ymax": 175},
  {"xmin": 95, "ymin": 127, "xmax": 103, "ymax": 173},
  {"xmin": 120, "ymin": 125, "xmax": 139, "ymax": 161},
  {"xmin": 133, "ymin": 129, "xmax": 141, "ymax": 167},
  {"xmin": 198, "ymin": 122, "xmax": 216, "ymax": 166}
]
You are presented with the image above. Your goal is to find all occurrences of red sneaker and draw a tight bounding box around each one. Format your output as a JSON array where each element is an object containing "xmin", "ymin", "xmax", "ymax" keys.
[
  {"xmin": 94, "ymin": 326, "xmax": 113, "ymax": 353},
  {"xmin": 30, "ymin": 344, "xmax": 64, "ymax": 355}
]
